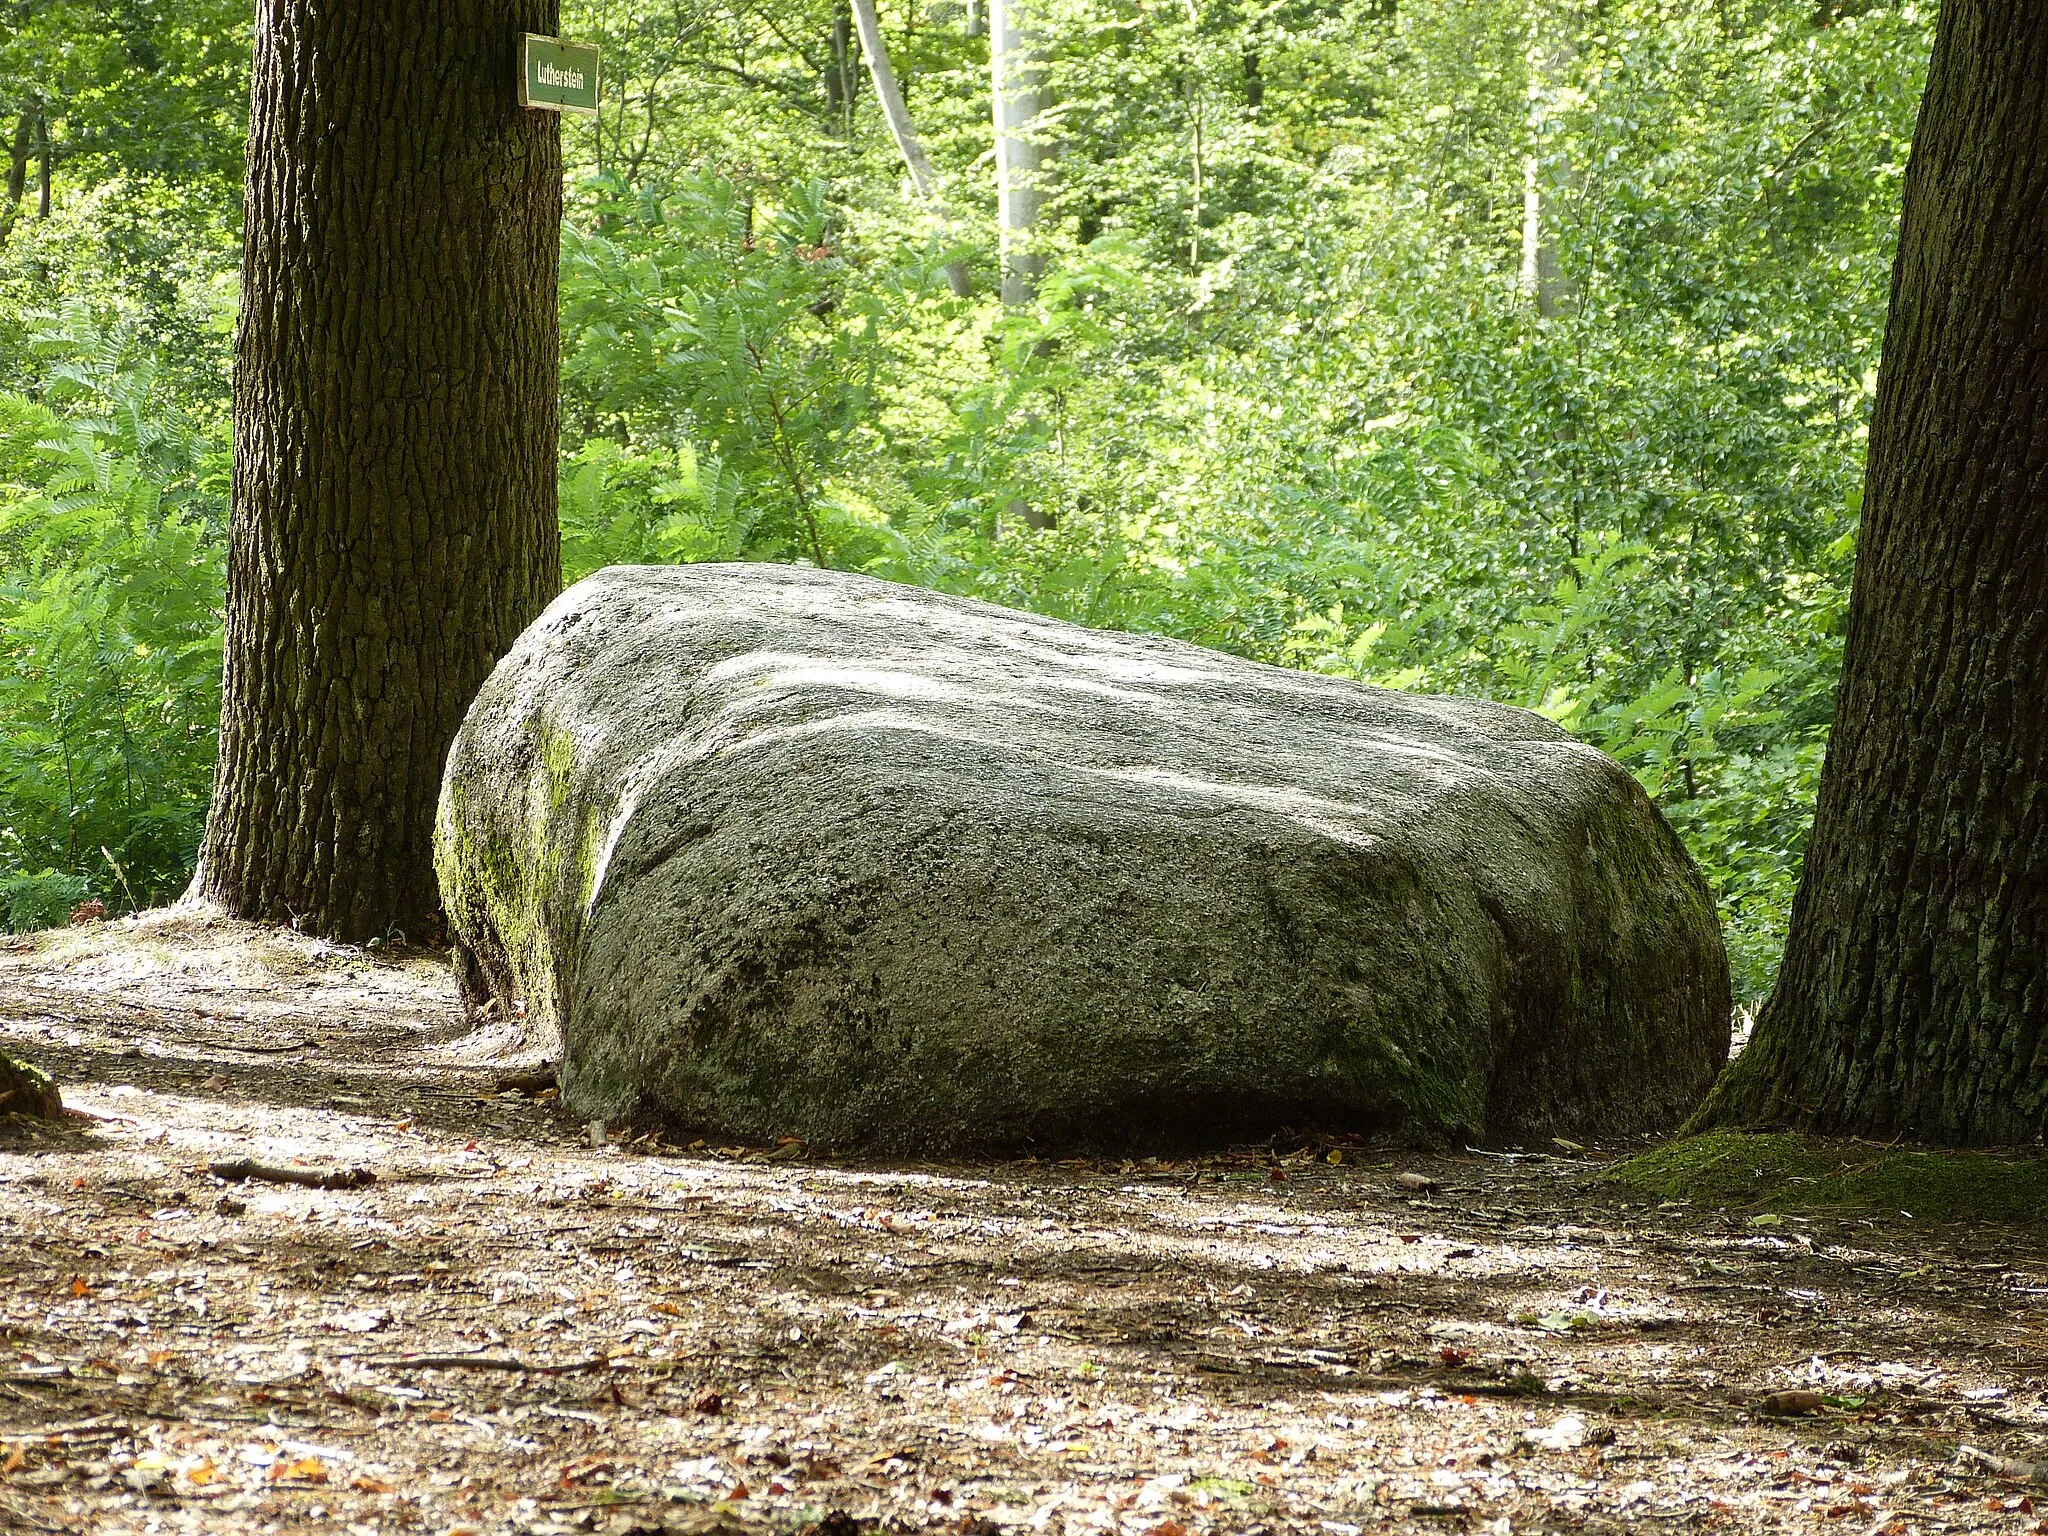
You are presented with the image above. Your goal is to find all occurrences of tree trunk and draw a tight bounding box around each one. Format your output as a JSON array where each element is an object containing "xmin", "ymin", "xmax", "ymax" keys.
[
  {"xmin": 849, "ymin": 0, "xmax": 972, "ymax": 297},
  {"xmin": 990, "ymin": 0, "xmax": 1048, "ymax": 306},
  {"xmin": 826, "ymin": 6, "xmax": 858, "ymax": 134},
  {"xmin": 0, "ymin": 111, "xmax": 31, "ymax": 247},
  {"xmin": 1519, "ymin": 6, "xmax": 1575, "ymax": 317},
  {"xmin": 0, "ymin": 1051, "xmax": 61, "ymax": 1119},
  {"xmin": 197, "ymin": 1, "xmax": 564, "ymax": 943},
  {"xmin": 34, "ymin": 108, "xmax": 51, "ymax": 220},
  {"xmin": 1694, "ymin": 0, "xmax": 2048, "ymax": 1144}
]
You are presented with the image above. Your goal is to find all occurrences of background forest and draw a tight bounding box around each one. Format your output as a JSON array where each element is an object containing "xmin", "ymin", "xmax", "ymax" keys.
[{"xmin": 0, "ymin": 0, "xmax": 1928, "ymax": 1003}]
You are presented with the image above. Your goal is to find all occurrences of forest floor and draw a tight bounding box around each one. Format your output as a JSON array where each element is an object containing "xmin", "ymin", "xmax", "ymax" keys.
[{"xmin": 2, "ymin": 911, "xmax": 2046, "ymax": 1536}]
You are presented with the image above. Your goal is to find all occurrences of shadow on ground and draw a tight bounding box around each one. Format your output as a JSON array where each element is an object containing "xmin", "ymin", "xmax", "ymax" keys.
[{"xmin": 3, "ymin": 911, "xmax": 2046, "ymax": 1536}]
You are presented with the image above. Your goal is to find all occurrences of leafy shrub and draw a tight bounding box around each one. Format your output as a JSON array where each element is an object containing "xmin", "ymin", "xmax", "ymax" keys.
[
  {"xmin": 1, "ymin": 869, "xmax": 91, "ymax": 934},
  {"xmin": 0, "ymin": 306, "xmax": 226, "ymax": 909}
]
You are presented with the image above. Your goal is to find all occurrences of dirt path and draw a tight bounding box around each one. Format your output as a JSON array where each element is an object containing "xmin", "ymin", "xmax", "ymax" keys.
[{"xmin": 3, "ymin": 912, "xmax": 2046, "ymax": 1536}]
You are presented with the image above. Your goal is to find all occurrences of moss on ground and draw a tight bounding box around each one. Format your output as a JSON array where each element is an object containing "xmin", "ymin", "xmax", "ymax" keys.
[
  {"xmin": 0, "ymin": 1050, "xmax": 62, "ymax": 1118},
  {"xmin": 1606, "ymin": 1130, "xmax": 2048, "ymax": 1224}
]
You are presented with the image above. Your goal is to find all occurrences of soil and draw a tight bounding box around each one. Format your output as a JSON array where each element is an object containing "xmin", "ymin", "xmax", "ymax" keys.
[{"xmin": 3, "ymin": 909, "xmax": 2046, "ymax": 1536}]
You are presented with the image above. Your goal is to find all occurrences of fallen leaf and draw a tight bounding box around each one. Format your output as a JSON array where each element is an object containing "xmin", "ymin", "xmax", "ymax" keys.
[
  {"xmin": 1761, "ymin": 1390, "xmax": 1829, "ymax": 1417},
  {"xmin": 351, "ymin": 1474, "xmax": 394, "ymax": 1493},
  {"xmin": 268, "ymin": 1455, "xmax": 328, "ymax": 1484}
]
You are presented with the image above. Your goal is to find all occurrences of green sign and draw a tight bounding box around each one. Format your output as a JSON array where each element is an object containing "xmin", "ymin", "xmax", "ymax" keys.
[{"xmin": 520, "ymin": 34, "xmax": 600, "ymax": 115}]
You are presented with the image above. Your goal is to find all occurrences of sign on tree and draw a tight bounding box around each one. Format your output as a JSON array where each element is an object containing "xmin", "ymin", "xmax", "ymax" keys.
[{"xmin": 520, "ymin": 35, "xmax": 600, "ymax": 115}]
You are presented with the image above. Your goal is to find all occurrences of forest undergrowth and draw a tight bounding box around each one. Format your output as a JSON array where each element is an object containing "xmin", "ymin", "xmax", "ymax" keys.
[{"xmin": 0, "ymin": 0, "xmax": 1936, "ymax": 1003}]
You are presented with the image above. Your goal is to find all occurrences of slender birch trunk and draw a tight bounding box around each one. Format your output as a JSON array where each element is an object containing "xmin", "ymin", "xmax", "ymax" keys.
[
  {"xmin": 990, "ymin": 0, "xmax": 1048, "ymax": 306},
  {"xmin": 1519, "ymin": 5, "xmax": 1575, "ymax": 316},
  {"xmin": 849, "ymin": 0, "xmax": 973, "ymax": 297}
]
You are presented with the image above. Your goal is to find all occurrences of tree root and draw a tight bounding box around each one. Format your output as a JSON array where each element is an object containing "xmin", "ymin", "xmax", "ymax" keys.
[{"xmin": 0, "ymin": 1052, "xmax": 62, "ymax": 1119}]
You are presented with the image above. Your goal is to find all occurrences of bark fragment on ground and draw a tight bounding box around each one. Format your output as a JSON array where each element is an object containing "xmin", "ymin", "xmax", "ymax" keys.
[{"xmin": 3, "ymin": 915, "xmax": 2046, "ymax": 1536}]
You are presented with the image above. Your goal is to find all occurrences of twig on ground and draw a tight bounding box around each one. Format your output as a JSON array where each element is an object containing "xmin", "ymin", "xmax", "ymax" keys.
[
  {"xmin": 0, "ymin": 1496, "xmax": 67, "ymax": 1532},
  {"xmin": 209, "ymin": 1158, "xmax": 376, "ymax": 1190},
  {"xmin": 1958, "ymin": 1444, "xmax": 2048, "ymax": 1483},
  {"xmin": 0, "ymin": 1420, "xmax": 122, "ymax": 1442}
]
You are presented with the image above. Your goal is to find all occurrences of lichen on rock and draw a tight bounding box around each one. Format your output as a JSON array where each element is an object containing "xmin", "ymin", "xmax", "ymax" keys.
[{"xmin": 436, "ymin": 563, "xmax": 1731, "ymax": 1154}]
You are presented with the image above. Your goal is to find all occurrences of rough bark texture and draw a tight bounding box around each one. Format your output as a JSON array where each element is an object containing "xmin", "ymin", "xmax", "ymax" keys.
[
  {"xmin": 437, "ymin": 564, "xmax": 1730, "ymax": 1156},
  {"xmin": 198, "ymin": 2, "xmax": 564, "ymax": 942},
  {"xmin": 1697, "ymin": 0, "xmax": 2048, "ymax": 1143},
  {"xmin": 0, "ymin": 1050, "xmax": 61, "ymax": 1119}
]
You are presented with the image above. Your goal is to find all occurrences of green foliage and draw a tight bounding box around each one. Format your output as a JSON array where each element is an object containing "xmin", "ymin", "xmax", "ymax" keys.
[
  {"xmin": 1607, "ymin": 1131, "xmax": 2048, "ymax": 1226},
  {"xmin": 0, "ymin": 0, "xmax": 1938, "ymax": 1000},
  {"xmin": 0, "ymin": 0, "xmax": 249, "ymax": 398},
  {"xmin": 1, "ymin": 867, "xmax": 89, "ymax": 933},
  {"xmin": 560, "ymin": 175, "xmax": 904, "ymax": 573},
  {"xmin": 0, "ymin": 306, "xmax": 226, "ymax": 914}
]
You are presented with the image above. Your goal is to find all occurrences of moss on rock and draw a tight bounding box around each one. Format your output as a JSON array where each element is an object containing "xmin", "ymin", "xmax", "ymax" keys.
[
  {"xmin": 1606, "ymin": 1130, "xmax": 2048, "ymax": 1224},
  {"xmin": 437, "ymin": 564, "xmax": 1732, "ymax": 1155}
]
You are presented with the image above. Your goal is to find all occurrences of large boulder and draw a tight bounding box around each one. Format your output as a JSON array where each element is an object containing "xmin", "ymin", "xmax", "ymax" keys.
[{"xmin": 437, "ymin": 564, "xmax": 1730, "ymax": 1153}]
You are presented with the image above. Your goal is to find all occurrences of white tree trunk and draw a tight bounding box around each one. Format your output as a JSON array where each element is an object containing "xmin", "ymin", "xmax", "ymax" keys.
[
  {"xmin": 990, "ymin": 0, "xmax": 1049, "ymax": 306},
  {"xmin": 850, "ymin": 0, "xmax": 974, "ymax": 297},
  {"xmin": 1519, "ymin": 8, "xmax": 1576, "ymax": 317},
  {"xmin": 1519, "ymin": 154, "xmax": 1568, "ymax": 315}
]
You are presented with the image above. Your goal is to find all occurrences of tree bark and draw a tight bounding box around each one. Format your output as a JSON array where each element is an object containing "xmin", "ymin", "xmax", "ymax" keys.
[
  {"xmin": 849, "ymin": 0, "xmax": 972, "ymax": 297},
  {"xmin": 197, "ymin": 2, "xmax": 564, "ymax": 942},
  {"xmin": 34, "ymin": 108, "xmax": 51, "ymax": 220},
  {"xmin": 0, "ymin": 111, "xmax": 31, "ymax": 247},
  {"xmin": 826, "ymin": 5, "xmax": 857, "ymax": 132},
  {"xmin": 990, "ymin": 0, "xmax": 1048, "ymax": 306},
  {"xmin": 1694, "ymin": 0, "xmax": 2048, "ymax": 1144}
]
